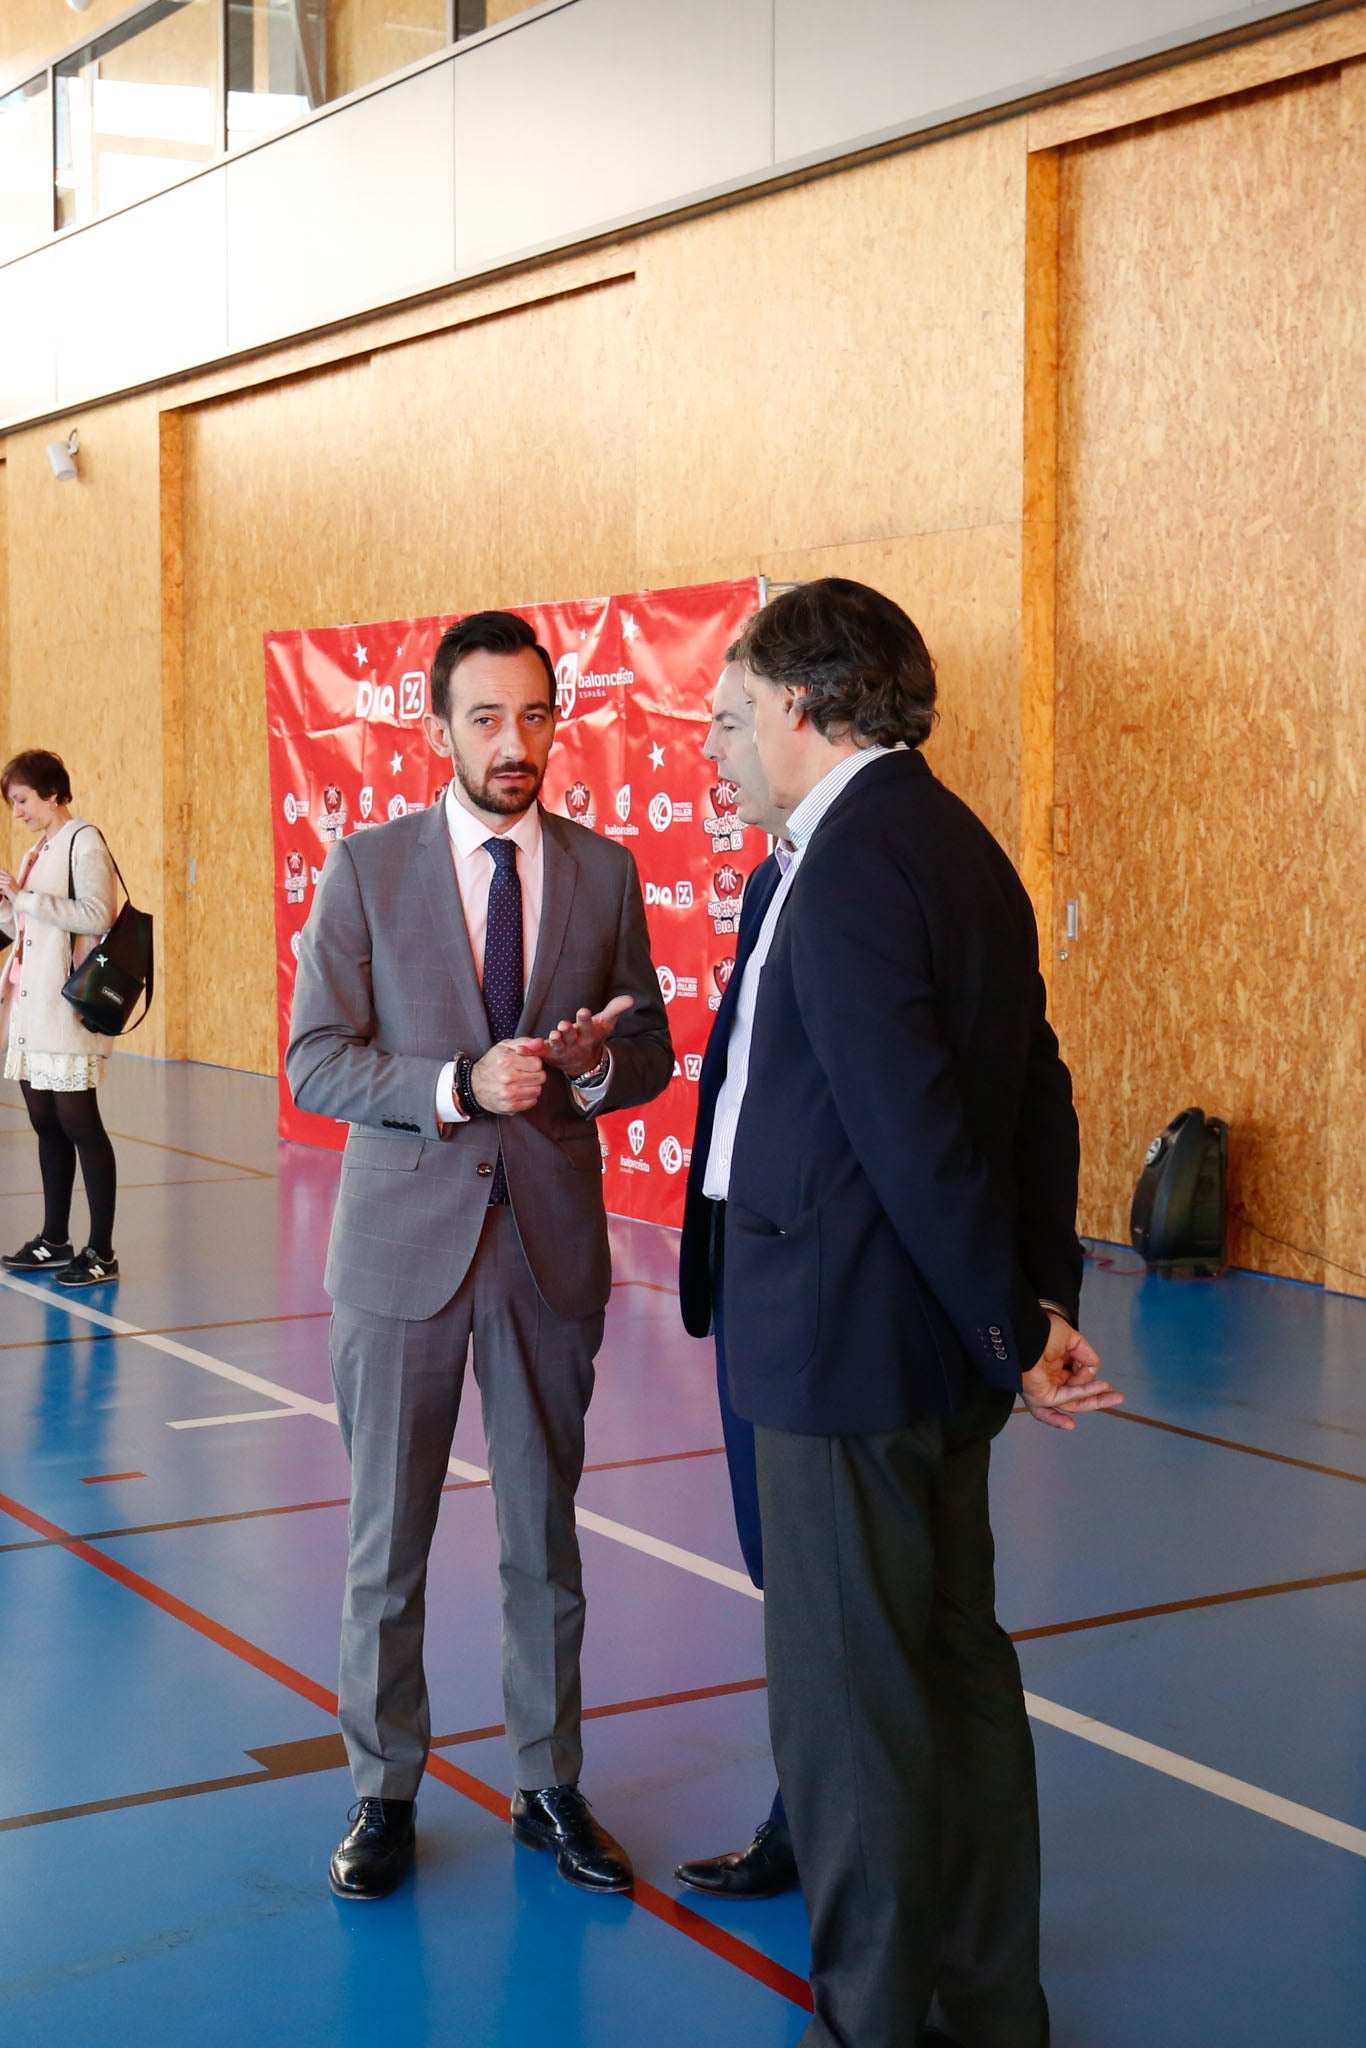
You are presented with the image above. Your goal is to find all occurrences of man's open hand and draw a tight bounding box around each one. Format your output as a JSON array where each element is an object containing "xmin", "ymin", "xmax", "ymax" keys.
[
  {"xmin": 1020, "ymin": 1313, "xmax": 1122, "ymax": 1432},
  {"xmin": 540, "ymin": 995, "xmax": 634, "ymax": 1080},
  {"xmin": 470, "ymin": 1039, "xmax": 547, "ymax": 1115}
]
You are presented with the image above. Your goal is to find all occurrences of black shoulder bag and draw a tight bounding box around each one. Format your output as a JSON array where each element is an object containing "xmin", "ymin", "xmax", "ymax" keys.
[{"xmin": 60, "ymin": 827, "xmax": 155, "ymax": 1036}]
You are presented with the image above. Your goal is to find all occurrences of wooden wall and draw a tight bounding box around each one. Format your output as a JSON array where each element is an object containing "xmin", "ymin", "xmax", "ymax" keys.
[
  {"xmin": 1050, "ymin": 64, "xmax": 1366, "ymax": 1292},
  {"xmin": 3, "ymin": 403, "xmax": 169, "ymax": 1046},
  {"xmin": 171, "ymin": 125, "xmax": 1030, "ymax": 1075},
  {"xmin": 5, "ymin": 4, "xmax": 1366, "ymax": 1291}
]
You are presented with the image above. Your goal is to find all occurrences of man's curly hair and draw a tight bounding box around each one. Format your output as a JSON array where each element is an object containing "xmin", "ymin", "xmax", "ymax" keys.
[{"xmin": 731, "ymin": 578, "xmax": 937, "ymax": 749}]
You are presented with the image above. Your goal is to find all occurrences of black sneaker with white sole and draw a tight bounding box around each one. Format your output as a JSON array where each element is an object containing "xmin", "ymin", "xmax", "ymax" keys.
[
  {"xmin": 55, "ymin": 1246, "xmax": 119, "ymax": 1288},
  {"xmin": 2, "ymin": 1235, "xmax": 75, "ymax": 1272}
]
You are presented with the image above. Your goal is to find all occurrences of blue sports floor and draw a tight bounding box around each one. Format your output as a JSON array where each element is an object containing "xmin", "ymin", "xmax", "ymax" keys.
[{"xmin": 1, "ymin": 1058, "xmax": 1364, "ymax": 2047}]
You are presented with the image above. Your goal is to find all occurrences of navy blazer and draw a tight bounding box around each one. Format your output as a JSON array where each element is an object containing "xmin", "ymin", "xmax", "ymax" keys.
[
  {"xmin": 678, "ymin": 853, "xmax": 783, "ymax": 1339},
  {"xmin": 723, "ymin": 751, "xmax": 1082, "ymax": 1437}
]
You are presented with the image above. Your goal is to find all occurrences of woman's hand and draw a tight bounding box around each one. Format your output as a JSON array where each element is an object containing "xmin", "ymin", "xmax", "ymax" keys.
[{"xmin": 0, "ymin": 871, "xmax": 18, "ymax": 903}]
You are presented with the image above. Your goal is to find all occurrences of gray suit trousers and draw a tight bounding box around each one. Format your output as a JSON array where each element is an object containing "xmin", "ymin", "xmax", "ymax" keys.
[
  {"xmin": 331, "ymin": 1206, "xmax": 604, "ymax": 1800},
  {"xmin": 756, "ymin": 1387, "xmax": 1046, "ymax": 2048}
]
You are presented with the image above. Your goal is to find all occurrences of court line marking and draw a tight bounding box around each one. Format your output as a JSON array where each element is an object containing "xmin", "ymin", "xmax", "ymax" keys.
[
  {"xmin": 1105, "ymin": 1406, "xmax": 1366, "ymax": 1486},
  {"xmin": 444, "ymin": 1451, "xmax": 762, "ymax": 1598},
  {"xmin": 1023, "ymin": 1692, "xmax": 1366, "ymax": 1858},
  {"xmin": 0, "ymin": 1275, "xmax": 335, "ymax": 1425},
  {"xmin": 7, "ymin": 1277, "xmax": 1366, "ymax": 1865},
  {"xmin": 0, "ymin": 1482, "xmax": 812, "ymax": 2014},
  {"xmin": 0, "ymin": 1274, "xmax": 764, "ymax": 1595},
  {"xmin": 168, "ymin": 1409, "xmax": 313, "ymax": 1430}
]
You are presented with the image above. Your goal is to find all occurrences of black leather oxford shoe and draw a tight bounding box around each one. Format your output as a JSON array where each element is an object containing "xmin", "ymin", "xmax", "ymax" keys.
[
  {"xmin": 328, "ymin": 1797, "xmax": 416, "ymax": 1900},
  {"xmin": 511, "ymin": 1785, "xmax": 633, "ymax": 1892},
  {"xmin": 674, "ymin": 1818, "xmax": 799, "ymax": 1899}
]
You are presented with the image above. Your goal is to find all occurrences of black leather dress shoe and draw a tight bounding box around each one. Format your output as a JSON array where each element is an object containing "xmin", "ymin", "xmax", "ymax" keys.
[
  {"xmin": 511, "ymin": 1785, "xmax": 633, "ymax": 1892},
  {"xmin": 328, "ymin": 1797, "xmax": 416, "ymax": 1899},
  {"xmin": 674, "ymin": 1818, "xmax": 799, "ymax": 1899}
]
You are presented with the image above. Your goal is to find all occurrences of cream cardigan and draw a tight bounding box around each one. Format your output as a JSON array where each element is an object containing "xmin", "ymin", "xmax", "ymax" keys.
[{"xmin": 0, "ymin": 818, "xmax": 120, "ymax": 1061}]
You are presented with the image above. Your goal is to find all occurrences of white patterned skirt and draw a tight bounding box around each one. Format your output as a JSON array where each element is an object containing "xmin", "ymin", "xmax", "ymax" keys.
[{"xmin": 4, "ymin": 1046, "xmax": 105, "ymax": 1091}]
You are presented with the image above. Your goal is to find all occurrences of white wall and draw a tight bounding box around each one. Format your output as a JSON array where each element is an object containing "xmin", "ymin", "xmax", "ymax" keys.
[{"xmin": 0, "ymin": 0, "xmax": 1309, "ymax": 428}]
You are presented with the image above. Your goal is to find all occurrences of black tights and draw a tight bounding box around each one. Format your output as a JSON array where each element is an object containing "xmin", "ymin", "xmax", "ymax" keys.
[{"xmin": 19, "ymin": 1081, "xmax": 118, "ymax": 1259}]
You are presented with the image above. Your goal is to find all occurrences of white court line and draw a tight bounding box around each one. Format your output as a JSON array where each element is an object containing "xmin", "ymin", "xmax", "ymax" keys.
[
  {"xmin": 1024, "ymin": 1692, "xmax": 1366, "ymax": 1859},
  {"xmin": 168, "ymin": 1408, "xmax": 313, "ymax": 1430},
  {"xmin": 444, "ymin": 1453, "xmax": 761, "ymax": 1597},
  {"xmin": 0, "ymin": 1273, "xmax": 336, "ymax": 1423},
  {"xmin": 7, "ymin": 1271, "xmax": 1364, "ymax": 1858}
]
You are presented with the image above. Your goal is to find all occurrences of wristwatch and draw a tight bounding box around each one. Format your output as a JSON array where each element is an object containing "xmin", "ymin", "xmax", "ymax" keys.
[{"xmin": 574, "ymin": 1049, "xmax": 611, "ymax": 1090}]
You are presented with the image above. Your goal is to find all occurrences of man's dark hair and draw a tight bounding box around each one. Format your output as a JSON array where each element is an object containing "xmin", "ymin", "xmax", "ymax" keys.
[
  {"xmin": 731, "ymin": 578, "xmax": 937, "ymax": 749},
  {"xmin": 1, "ymin": 748, "xmax": 72, "ymax": 805},
  {"xmin": 429, "ymin": 611, "xmax": 558, "ymax": 724}
]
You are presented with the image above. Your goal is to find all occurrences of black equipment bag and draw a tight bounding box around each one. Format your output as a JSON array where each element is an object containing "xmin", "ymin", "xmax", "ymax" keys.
[{"xmin": 60, "ymin": 827, "xmax": 155, "ymax": 1036}]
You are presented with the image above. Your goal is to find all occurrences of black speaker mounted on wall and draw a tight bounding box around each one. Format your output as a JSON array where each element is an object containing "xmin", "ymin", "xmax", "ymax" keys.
[{"xmin": 1130, "ymin": 1107, "xmax": 1228, "ymax": 1277}]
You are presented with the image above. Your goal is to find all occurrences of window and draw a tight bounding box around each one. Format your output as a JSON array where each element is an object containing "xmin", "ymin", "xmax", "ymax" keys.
[
  {"xmin": 56, "ymin": 1, "xmax": 221, "ymax": 230},
  {"xmin": 0, "ymin": 74, "xmax": 52, "ymax": 263},
  {"xmin": 225, "ymin": 3, "xmax": 326, "ymax": 151},
  {"xmin": 0, "ymin": 0, "xmax": 545, "ymax": 263}
]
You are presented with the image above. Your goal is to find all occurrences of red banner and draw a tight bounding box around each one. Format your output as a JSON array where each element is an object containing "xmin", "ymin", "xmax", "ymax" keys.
[{"xmin": 265, "ymin": 578, "xmax": 763, "ymax": 1227}]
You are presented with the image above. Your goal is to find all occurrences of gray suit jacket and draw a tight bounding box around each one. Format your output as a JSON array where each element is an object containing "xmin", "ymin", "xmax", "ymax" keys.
[{"xmin": 286, "ymin": 795, "xmax": 673, "ymax": 1324}]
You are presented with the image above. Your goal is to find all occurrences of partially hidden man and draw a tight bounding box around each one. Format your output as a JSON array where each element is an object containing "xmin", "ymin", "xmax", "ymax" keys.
[
  {"xmin": 287, "ymin": 611, "xmax": 672, "ymax": 1901},
  {"xmin": 672, "ymin": 657, "xmax": 799, "ymax": 1901},
  {"xmin": 722, "ymin": 579, "xmax": 1122, "ymax": 2048}
]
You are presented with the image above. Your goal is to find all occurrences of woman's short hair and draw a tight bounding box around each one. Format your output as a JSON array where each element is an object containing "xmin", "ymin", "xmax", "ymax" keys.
[
  {"xmin": 731, "ymin": 578, "xmax": 938, "ymax": 749},
  {"xmin": 1, "ymin": 749, "xmax": 72, "ymax": 806}
]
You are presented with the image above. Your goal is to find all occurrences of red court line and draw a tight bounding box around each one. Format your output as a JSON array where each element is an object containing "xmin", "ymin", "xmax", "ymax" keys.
[
  {"xmin": 0, "ymin": 1484, "xmax": 810, "ymax": 2015},
  {"xmin": 80, "ymin": 1472, "xmax": 146, "ymax": 1486}
]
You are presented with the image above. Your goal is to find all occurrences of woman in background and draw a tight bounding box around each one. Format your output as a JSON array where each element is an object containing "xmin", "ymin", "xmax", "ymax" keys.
[{"xmin": 0, "ymin": 750, "xmax": 121, "ymax": 1285}]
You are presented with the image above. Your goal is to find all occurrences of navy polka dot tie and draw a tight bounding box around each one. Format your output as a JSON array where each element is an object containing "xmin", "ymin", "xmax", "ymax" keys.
[{"xmin": 482, "ymin": 837, "xmax": 523, "ymax": 1204}]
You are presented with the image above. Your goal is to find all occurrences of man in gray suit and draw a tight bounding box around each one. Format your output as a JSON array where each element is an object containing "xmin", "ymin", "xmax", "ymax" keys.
[{"xmin": 287, "ymin": 610, "xmax": 672, "ymax": 1901}]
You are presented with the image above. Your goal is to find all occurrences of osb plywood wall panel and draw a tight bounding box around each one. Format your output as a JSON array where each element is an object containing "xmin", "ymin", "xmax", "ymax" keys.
[
  {"xmin": 1029, "ymin": 4, "xmax": 1366, "ymax": 150},
  {"xmin": 3, "ymin": 404, "xmax": 171, "ymax": 1056},
  {"xmin": 1320, "ymin": 59, "xmax": 1366, "ymax": 1299},
  {"xmin": 636, "ymin": 122, "xmax": 1027, "ymax": 580},
  {"xmin": 634, "ymin": 120, "xmax": 1030, "ymax": 856},
  {"xmin": 1053, "ymin": 73, "xmax": 1345, "ymax": 1284},
  {"xmin": 758, "ymin": 528, "xmax": 1023, "ymax": 857},
  {"xmin": 181, "ymin": 280, "xmax": 638, "ymax": 1074}
]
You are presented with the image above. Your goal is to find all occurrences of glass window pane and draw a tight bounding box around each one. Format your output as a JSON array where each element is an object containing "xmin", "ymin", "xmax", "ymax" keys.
[
  {"xmin": 56, "ymin": 0, "xmax": 220, "ymax": 231},
  {"xmin": 324, "ymin": 3, "xmax": 449, "ymax": 103},
  {"xmin": 0, "ymin": 74, "xmax": 52, "ymax": 263},
  {"xmin": 226, "ymin": 3, "xmax": 326, "ymax": 149}
]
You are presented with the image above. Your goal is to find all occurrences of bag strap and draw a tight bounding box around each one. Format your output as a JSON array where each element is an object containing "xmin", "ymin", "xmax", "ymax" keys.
[
  {"xmin": 66, "ymin": 824, "xmax": 92, "ymax": 977},
  {"xmin": 65, "ymin": 823, "xmax": 134, "ymax": 978}
]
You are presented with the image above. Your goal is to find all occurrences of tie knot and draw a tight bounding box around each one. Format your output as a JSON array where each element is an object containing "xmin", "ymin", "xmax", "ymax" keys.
[{"xmin": 485, "ymin": 837, "xmax": 517, "ymax": 872}]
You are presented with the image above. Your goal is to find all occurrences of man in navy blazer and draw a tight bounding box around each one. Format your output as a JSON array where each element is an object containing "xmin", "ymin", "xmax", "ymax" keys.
[
  {"xmin": 672, "ymin": 659, "xmax": 798, "ymax": 1901},
  {"xmin": 723, "ymin": 579, "xmax": 1122, "ymax": 2048}
]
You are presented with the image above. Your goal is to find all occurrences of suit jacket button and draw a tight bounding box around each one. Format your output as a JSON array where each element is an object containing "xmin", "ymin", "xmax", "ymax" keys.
[{"xmin": 477, "ymin": 1162, "xmax": 494, "ymax": 1177}]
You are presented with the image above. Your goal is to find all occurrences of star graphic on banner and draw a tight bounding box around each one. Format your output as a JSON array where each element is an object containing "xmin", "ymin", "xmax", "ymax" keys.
[
  {"xmin": 352, "ymin": 644, "xmax": 368, "ymax": 667},
  {"xmin": 389, "ymin": 751, "xmax": 404, "ymax": 776},
  {"xmin": 621, "ymin": 612, "xmax": 640, "ymax": 644},
  {"xmin": 648, "ymin": 742, "xmax": 666, "ymax": 771}
]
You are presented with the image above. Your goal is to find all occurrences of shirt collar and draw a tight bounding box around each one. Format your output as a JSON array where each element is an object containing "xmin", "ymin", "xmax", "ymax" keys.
[
  {"xmin": 444, "ymin": 781, "xmax": 543, "ymax": 862},
  {"xmin": 774, "ymin": 838, "xmax": 796, "ymax": 876},
  {"xmin": 787, "ymin": 745, "xmax": 892, "ymax": 853}
]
